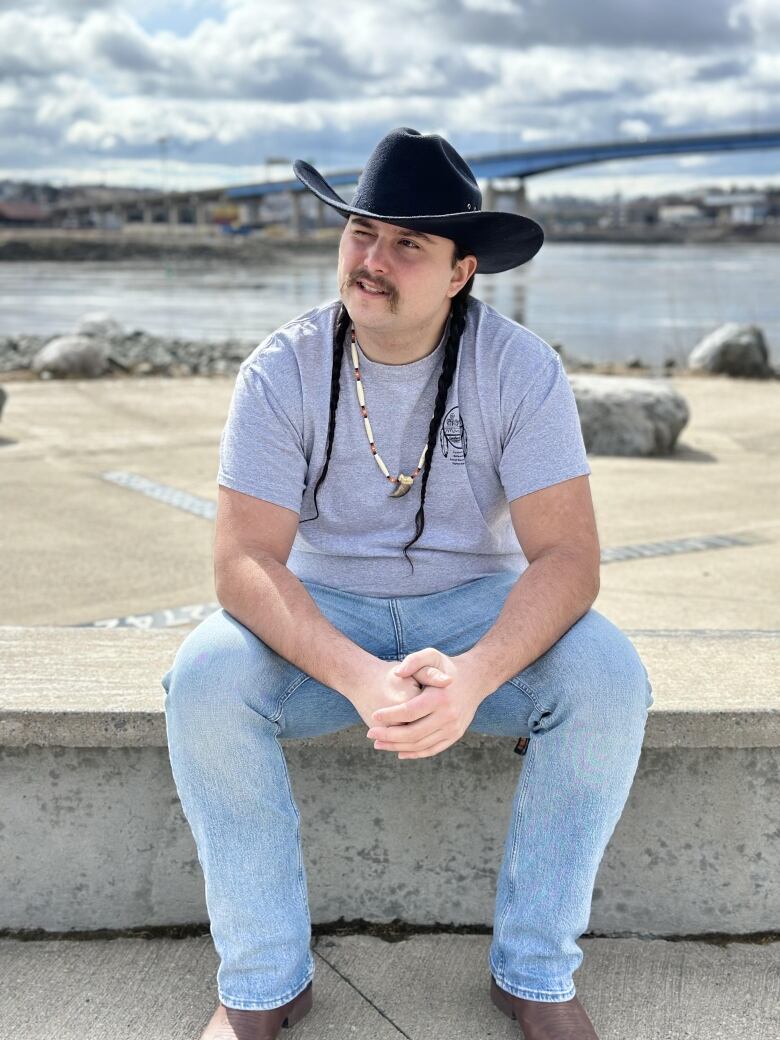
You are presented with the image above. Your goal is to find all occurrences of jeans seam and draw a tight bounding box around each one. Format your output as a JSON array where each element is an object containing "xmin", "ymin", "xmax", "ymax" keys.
[
  {"xmin": 388, "ymin": 598, "xmax": 405, "ymax": 658},
  {"xmin": 270, "ymin": 671, "xmax": 313, "ymax": 724},
  {"xmin": 492, "ymin": 735, "xmax": 538, "ymax": 979},
  {"xmin": 273, "ymin": 731, "xmax": 310, "ymax": 932},
  {"xmin": 219, "ymin": 965, "xmax": 314, "ymax": 1011},
  {"xmin": 507, "ymin": 674, "xmax": 553, "ymax": 719},
  {"xmin": 488, "ymin": 963, "xmax": 576, "ymax": 1002}
]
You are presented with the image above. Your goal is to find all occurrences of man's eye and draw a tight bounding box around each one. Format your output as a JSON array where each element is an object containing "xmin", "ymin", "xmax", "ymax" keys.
[
  {"xmin": 353, "ymin": 229, "xmax": 369, "ymax": 237},
  {"xmin": 400, "ymin": 239, "xmax": 419, "ymax": 249}
]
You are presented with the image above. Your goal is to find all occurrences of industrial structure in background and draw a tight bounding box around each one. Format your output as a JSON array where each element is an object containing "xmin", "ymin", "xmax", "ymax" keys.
[{"xmin": 2, "ymin": 127, "xmax": 780, "ymax": 234}]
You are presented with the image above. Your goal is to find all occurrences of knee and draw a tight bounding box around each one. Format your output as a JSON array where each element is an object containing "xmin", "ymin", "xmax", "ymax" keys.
[
  {"xmin": 162, "ymin": 608, "xmax": 269, "ymax": 722},
  {"xmin": 565, "ymin": 610, "xmax": 653, "ymax": 723}
]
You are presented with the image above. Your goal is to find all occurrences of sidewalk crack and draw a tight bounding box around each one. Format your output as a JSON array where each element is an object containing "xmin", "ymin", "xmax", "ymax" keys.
[{"xmin": 313, "ymin": 947, "xmax": 413, "ymax": 1039}]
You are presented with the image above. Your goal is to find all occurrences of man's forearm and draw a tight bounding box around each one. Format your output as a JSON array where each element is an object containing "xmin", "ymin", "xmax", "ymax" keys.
[
  {"xmin": 215, "ymin": 554, "xmax": 376, "ymax": 694},
  {"xmin": 458, "ymin": 551, "xmax": 599, "ymax": 697}
]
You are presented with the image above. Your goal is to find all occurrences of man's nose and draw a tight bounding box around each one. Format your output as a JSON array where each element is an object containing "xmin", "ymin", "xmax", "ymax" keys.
[{"xmin": 363, "ymin": 236, "xmax": 389, "ymax": 271}]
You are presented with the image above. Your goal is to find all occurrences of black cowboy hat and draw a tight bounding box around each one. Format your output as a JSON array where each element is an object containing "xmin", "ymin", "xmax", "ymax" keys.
[{"xmin": 292, "ymin": 126, "xmax": 544, "ymax": 274}]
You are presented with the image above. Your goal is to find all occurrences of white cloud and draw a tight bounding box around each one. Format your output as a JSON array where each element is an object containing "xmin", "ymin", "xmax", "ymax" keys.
[
  {"xmin": 732, "ymin": 0, "xmax": 780, "ymax": 41},
  {"xmin": 0, "ymin": 0, "xmax": 777, "ymax": 196},
  {"xmin": 461, "ymin": 0, "xmax": 517, "ymax": 12},
  {"xmin": 619, "ymin": 119, "xmax": 652, "ymax": 139}
]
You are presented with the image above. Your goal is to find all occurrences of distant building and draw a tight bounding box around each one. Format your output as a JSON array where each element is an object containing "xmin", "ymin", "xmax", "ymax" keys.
[
  {"xmin": 623, "ymin": 200, "xmax": 659, "ymax": 227},
  {"xmin": 701, "ymin": 192, "xmax": 768, "ymax": 225},
  {"xmin": 657, "ymin": 203, "xmax": 706, "ymax": 225},
  {"xmin": 0, "ymin": 201, "xmax": 49, "ymax": 226}
]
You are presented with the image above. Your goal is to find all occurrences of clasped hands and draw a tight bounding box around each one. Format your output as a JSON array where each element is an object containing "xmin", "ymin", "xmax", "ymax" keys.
[{"xmin": 365, "ymin": 648, "xmax": 490, "ymax": 760}]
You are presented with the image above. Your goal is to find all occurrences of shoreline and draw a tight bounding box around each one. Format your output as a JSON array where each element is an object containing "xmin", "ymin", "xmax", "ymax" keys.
[
  {"xmin": 1, "ymin": 350, "xmax": 773, "ymax": 383},
  {"xmin": 2, "ymin": 322, "xmax": 777, "ymax": 383},
  {"xmin": 1, "ymin": 224, "xmax": 779, "ymax": 263}
]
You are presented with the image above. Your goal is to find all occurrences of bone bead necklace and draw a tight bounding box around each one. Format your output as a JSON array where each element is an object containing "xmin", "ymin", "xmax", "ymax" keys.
[{"xmin": 350, "ymin": 323, "xmax": 430, "ymax": 498}]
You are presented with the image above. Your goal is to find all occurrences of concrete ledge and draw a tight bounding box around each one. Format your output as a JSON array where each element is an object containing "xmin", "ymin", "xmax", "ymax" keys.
[
  {"xmin": 1, "ymin": 626, "xmax": 778, "ymax": 935},
  {"xmin": 2, "ymin": 626, "xmax": 779, "ymax": 748}
]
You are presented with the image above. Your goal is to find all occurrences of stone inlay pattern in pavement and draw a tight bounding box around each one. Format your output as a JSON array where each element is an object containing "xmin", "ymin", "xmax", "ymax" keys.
[
  {"xmin": 100, "ymin": 470, "xmax": 216, "ymax": 520},
  {"xmin": 90, "ymin": 471, "xmax": 768, "ymax": 630},
  {"xmin": 99, "ymin": 470, "xmax": 762, "ymax": 562},
  {"xmin": 77, "ymin": 602, "xmax": 221, "ymax": 629},
  {"xmin": 601, "ymin": 532, "xmax": 760, "ymax": 563},
  {"xmin": 622, "ymin": 629, "xmax": 780, "ymax": 639}
]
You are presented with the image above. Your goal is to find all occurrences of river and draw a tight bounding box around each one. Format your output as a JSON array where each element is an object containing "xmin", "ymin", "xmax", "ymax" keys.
[{"xmin": 1, "ymin": 241, "xmax": 778, "ymax": 367}]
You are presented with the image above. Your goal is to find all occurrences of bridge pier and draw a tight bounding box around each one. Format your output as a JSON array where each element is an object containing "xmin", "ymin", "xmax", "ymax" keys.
[
  {"xmin": 482, "ymin": 178, "xmax": 527, "ymax": 213},
  {"xmin": 290, "ymin": 190, "xmax": 303, "ymax": 238},
  {"xmin": 315, "ymin": 196, "xmax": 327, "ymax": 229},
  {"xmin": 241, "ymin": 199, "xmax": 261, "ymax": 226},
  {"xmin": 507, "ymin": 179, "xmax": 528, "ymax": 213}
]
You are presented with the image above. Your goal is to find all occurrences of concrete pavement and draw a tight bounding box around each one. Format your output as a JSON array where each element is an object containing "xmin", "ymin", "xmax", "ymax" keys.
[
  {"xmin": 1, "ymin": 933, "xmax": 778, "ymax": 1040},
  {"xmin": 0, "ymin": 372, "xmax": 778, "ymax": 631},
  {"xmin": 2, "ymin": 371, "xmax": 779, "ymax": 1038}
]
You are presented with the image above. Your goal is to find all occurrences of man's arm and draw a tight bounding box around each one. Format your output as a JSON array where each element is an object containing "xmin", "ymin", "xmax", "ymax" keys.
[
  {"xmin": 214, "ymin": 485, "xmax": 377, "ymax": 694},
  {"xmin": 455, "ymin": 474, "xmax": 600, "ymax": 694}
]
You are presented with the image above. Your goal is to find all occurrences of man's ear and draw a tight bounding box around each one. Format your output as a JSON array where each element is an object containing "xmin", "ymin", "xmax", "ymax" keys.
[{"xmin": 449, "ymin": 254, "xmax": 477, "ymax": 296}]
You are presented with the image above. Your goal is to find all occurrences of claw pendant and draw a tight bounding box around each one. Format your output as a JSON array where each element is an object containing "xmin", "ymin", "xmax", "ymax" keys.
[{"xmin": 389, "ymin": 474, "xmax": 414, "ymax": 498}]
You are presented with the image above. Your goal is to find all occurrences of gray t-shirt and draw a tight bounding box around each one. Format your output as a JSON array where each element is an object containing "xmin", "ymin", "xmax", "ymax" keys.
[{"xmin": 217, "ymin": 295, "xmax": 590, "ymax": 597}]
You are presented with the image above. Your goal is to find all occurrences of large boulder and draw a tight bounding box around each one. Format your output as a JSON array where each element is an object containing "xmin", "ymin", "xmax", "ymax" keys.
[
  {"xmin": 569, "ymin": 375, "xmax": 689, "ymax": 456},
  {"xmin": 688, "ymin": 323, "xmax": 773, "ymax": 378},
  {"xmin": 31, "ymin": 335, "xmax": 110, "ymax": 378},
  {"xmin": 0, "ymin": 385, "xmax": 6, "ymax": 420},
  {"xmin": 75, "ymin": 311, "xmax": 124, "ymax": 340}
]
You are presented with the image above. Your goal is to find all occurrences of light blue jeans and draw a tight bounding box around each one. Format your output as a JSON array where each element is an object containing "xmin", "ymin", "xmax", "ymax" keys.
[{"xmin": 162, "ymin": 571, "xmax": 653, "ymax": 1011}]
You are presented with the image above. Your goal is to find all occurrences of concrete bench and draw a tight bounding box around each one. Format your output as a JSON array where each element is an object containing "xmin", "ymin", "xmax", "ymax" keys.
[{"xmin": 1, "ymin": 625, "xmax": 778, "ymax": 936}]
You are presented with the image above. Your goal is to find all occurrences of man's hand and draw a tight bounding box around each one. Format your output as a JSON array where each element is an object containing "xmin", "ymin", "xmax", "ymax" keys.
[
  {"xmin": 366, "ymin": 648, "xmax": 493, "ymax": 759},
  {"xmin": 342, "ymin": 658, "xmax": 428, "ymax": 732}
]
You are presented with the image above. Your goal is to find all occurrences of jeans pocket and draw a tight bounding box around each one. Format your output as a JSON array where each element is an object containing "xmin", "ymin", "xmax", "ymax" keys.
[
  {"xmin": 646, "ymin": 680, "xmax": 654, "ymax": 709},
  {"xmin": 530, "ymin": 707, "xmax": 553, "ymax": 734}
]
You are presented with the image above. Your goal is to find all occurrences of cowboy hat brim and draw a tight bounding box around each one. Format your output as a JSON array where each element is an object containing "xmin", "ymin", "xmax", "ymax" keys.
[{"xmin": 293, "ymin": 159, "xmax": 544, "ymax": 274}]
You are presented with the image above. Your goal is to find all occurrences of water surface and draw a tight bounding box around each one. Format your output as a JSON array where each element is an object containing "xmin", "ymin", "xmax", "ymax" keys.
[{"xmin": 1, "ymin": 241, "xmax": 777, "ymax": 367}]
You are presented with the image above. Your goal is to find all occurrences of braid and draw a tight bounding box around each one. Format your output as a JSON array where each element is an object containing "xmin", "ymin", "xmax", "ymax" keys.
[
  {"xmin": 401, "ymin": 286, "xmax": 470, "ymax": 574},
  {"xmin": 299, "ymin": 303, "xmax": 349, "ymax": 526},
  {"xmin": 301, "ymin": 246, "xmax": 475, "ymax": 579}
]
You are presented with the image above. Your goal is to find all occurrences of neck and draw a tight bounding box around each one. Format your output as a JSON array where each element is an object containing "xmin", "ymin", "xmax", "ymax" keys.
[{"xmin": 352, "ymin": 301, "xmax": 453, "ymax": 365}]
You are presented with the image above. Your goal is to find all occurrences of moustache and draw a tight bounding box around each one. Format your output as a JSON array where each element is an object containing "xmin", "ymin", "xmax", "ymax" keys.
[{"xmin": 349, "ymin": 272, "xmax": 396, "ymax": 296}]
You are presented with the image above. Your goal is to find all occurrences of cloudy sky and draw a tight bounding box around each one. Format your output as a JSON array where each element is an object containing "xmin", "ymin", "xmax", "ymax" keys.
[{"xmin": 2, "ymin": 0, "xmax": 779, "ymax": 198}]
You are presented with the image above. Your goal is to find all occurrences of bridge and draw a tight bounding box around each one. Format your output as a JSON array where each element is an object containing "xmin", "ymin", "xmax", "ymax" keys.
[{"xmin": 51, "ymin": 127, "xmax": 780, "ymax": 231}]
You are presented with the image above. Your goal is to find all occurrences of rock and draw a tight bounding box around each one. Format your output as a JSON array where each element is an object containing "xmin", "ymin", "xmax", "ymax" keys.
[
  {"xmin": 0, "ymin": 335, "xmax": 49, "ymax": 372},
  {"xmin": 31, "ymin": 335, "xmax": 110, "ymax": 378},
  {"xmin": 688, "ymin": 322, "xmax": 773, "ymax": 377},
  {"xmin": 0, "ymin": 385, "xmax": 6, "ymax": 419},
  {"xmin": 75, "ymin": 312, "xmax": 124, "ymax": 339},
  {"xmin": 569, "ymin": 374, "xmax": 689, "ymax": 456}
]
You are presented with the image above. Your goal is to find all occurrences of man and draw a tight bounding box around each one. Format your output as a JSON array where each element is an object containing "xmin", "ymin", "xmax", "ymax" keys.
[{"xmin": 162, "ymin": 127, "xmax": 653, "ymax": 1040}]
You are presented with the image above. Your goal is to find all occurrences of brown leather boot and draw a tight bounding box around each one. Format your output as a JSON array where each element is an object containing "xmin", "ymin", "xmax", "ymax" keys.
[
  {"xmin": 490, "ymin": 975, "xmax": 599, "ymax": 1039},
  {"xmin": 198, "ymin": 980, "xmax": 313, "ymax": 1040}
]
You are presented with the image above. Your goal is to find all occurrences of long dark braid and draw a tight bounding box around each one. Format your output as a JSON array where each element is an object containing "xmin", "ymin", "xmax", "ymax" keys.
[{"xmin": 300, "ymin": 244, "xmax": 475, "ymax": 575}]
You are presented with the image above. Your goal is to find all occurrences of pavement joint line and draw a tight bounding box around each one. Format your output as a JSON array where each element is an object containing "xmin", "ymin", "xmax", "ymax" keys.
[
  {"xmin": 622, "ymin": 629, "xmax": 780, "ymax": 638},
  {"xmin": 100, "ymin": 470, "xmax": 216, "ymax": 520},
  {"xmin": 75, "ymin": 602, "xmax": 220, "ymax": 629},
  {"xmin": 69, "ymin": 598, "xmax": 780, "ymax": 637},
  {"xmin": 601, "ymin": 532, "xmax": 760, "ymax": 562},
  {"xmin": 99, "ymin": 471, "xmax": 762, "ymax": 566},
  {"xmin": 312, "ymin": 945, "xmax": 413, "ymax": 1039}
]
